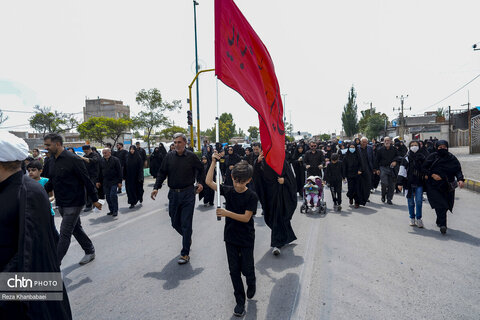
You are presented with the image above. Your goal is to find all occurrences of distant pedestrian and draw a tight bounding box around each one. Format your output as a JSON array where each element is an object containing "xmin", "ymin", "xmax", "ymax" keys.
[
  {"xmin": 125, "ymin": 145, "xmax": 144, "ymax": 209},
  {"xmin": 97, "ymin": 148, "xmax": 122, "ymax": 217},
  {"xmin": 324, "ymin": 153, "xmax": 345, "ymax": 211},
  {"xmin": 375, "ymin": 137, "xmax": 400, "ymax": 205}
]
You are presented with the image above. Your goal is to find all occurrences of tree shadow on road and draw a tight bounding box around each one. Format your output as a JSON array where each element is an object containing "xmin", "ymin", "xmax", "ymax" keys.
[
  {"xmin": 409, "ymin": 227, "xmax": 480, "ymax": 246},
  {"xmin": 143, "ymin": 256, "xmax": 204, "ymax": 290},
  {"xmin": 256, "ymin": 245, "xmax": 304, "ymax": 281}
]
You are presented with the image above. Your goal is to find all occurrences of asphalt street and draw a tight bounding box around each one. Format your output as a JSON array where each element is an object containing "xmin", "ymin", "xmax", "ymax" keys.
[{"xmin": 58, "ymin": 177, "xmax": 480, "ymax": 320}]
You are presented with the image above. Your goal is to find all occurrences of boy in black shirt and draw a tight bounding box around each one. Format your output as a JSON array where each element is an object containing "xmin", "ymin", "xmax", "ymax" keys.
[
  {"xmin": 324, "ymin": 153, "xmax": 345, "ymax": 211},
  {"xmin": 206, "ymin": 152, "xmax": 258, "ymax": 318}
]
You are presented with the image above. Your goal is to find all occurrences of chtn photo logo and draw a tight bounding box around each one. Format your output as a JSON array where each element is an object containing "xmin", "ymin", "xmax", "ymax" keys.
[{"xmin": 7, "ymin": 275, "xmax": 33, "ymax": 289}]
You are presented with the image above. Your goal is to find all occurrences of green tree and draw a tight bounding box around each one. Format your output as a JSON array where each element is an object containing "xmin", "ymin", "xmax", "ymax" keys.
[
  {"xmin": 359, "ymin": 108, "xmax": 375, "ymax": 134},
  {"xmin": 132, "ymin": 88, "xmax": 181, "ymax": 153},
  {"xmin": 365, "ymin": 113, "xmax": 387, "ymax": 140},
  {"xmin": 158, "ymin": 125, "xmax": 188, "ymax": 140},
  {"xmin": 341, "ymin": 87, "xmax": 359, "ymax": 137},
  {"xmin": 78, "ymin": 117, "xmax": 132, "ymax": 147},
  {"xmin": 0, "ymin": 110, "xmax": 8, "ymax": 126},
  {"xmin": 203, "ymin": 113, "xmax": 237, "ymax": 143},
  {"xmin": 318, "ymin": 133, "xmax": 331, "ymax": 141},
  {"xmin": 247, "ymin": 126, "xmax": 259, "ymax": 140},
  {"xmin": 29, "ymin": 105, "xmax": 77, "ymax": 137}
]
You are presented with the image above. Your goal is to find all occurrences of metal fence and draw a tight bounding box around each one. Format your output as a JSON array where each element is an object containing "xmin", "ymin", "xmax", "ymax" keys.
[{"xmin": 472, "ymin": 114, "xmax": 480, "ymax": 154}]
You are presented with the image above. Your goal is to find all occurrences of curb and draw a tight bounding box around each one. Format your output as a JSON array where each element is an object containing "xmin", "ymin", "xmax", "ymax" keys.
[{"xmin": 464, "ymin": 178, "xmax": 480, "ymax": 193}]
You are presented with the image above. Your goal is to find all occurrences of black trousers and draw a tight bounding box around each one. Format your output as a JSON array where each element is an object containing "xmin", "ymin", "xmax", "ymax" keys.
[
  {"xmin": 329, "ymin": 182, "xmax": 342, "ymax": 205},
  {"xmin": 168, "ymin": 188, "xmax": 195, "ymax": 256},
  {"xmin": 435, "ymin": 208, "xmax": 448, "ymax": 227},
  {"xmin": 225, "ymin": 242, "xmax": 255, "ymax": 307}
]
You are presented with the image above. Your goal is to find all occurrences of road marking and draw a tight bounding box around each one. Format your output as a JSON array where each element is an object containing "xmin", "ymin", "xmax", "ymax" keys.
[
  {"xmin": 290, "ymin": 217, "xmax": 321, "ymax": 320},
  {"xmin": 69, "ymin": 207, "xmax": 164, "ymax": 247}
]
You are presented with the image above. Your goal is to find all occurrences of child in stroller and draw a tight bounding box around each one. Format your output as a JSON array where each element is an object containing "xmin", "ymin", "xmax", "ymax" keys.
[{"xmin": 300, "ymin": 176, "xmax": 327, "ymax": 214}]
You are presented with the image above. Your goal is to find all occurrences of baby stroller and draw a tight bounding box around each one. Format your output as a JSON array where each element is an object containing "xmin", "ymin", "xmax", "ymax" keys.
[{"xmin": 300, "ymin": 176, "xmax": 327, "ymax": 214}]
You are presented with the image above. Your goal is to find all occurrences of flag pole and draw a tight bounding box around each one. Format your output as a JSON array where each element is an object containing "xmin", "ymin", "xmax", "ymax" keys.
[{"xmin": 216, "ymin": 77, "xmax": 222, "ymax": 221}]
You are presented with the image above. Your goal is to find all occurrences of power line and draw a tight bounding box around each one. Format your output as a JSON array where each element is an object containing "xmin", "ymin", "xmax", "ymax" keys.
[
  {"xmin": 419, "ymin": 72, "xmax": 480, "ymax": 112},
  {"xmin": 0, "ymin": 109, "xmax": 36, "ymax": 114}
]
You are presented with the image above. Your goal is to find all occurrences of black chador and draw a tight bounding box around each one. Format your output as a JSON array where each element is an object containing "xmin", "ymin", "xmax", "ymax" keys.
[
  {"xmin": 259, "ymin": 160, "xmax": 297, "ymax": 248},
  {"xmin": 125, "ymin": 148, "xmax": 144, "ymax": 205}
]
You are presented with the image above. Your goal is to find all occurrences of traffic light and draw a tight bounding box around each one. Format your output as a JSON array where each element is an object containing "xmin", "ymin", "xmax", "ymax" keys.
[{"xmin": 187, "ymin": 110, "xmax": 192, "ymax": 126}]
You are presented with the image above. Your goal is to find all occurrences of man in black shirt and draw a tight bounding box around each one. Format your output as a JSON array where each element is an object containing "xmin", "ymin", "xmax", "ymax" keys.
[
  {"xmin": 135, "ymin": 141, "xmax": 147, "ymax": 167},
  {"xmin": 375, "ymin": 137, "xmax": 401, "ymax": 204},
  {"xmin": 97, "ymin": 148, "xmax": 122, "ymax": 217},
  {"xmin": 80, "ymin": 145, "xmax": 100, "ymax": 212},
  {"xmin": 43, "ymin": 134, "xmax": 101, "ymax": 266},
  {"xmin": 304, "ymin": 141, "xmax": 325, "ymax": 177},
  {"xmin": 151, "ymin": 133, "xmax": 204, "ymax": 264}
]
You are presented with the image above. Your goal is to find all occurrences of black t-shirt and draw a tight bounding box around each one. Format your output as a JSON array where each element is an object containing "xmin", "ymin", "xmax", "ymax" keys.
[{"xmin": 220, "ymin": 185, "xmax": 258, "ymax": 247}]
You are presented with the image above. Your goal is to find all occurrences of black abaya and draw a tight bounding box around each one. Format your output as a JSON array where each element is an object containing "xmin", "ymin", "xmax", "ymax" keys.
[{"xmin": 125, "ymin": 152, "xmax": 144, "ymax": 205}]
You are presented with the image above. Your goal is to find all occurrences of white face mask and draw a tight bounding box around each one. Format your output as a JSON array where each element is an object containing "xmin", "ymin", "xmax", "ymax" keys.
[
  {"xmin": 341, "ymin": 149, "xmax": 347, "ymax": 154},
  {"xmin": 410, "ymin": 146, "xmax": 419, "ymax": 153}
]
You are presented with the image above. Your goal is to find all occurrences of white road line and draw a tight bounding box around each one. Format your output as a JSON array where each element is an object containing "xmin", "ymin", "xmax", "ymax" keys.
[{"xmin": 290, "ymin": 217, "xmax": 321, "ymax": 320}]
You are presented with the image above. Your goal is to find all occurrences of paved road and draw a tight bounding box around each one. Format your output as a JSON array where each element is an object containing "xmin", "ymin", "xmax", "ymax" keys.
[{"xmin": 58, "ymin": 178, "xmax": 480, "ymax": 320}]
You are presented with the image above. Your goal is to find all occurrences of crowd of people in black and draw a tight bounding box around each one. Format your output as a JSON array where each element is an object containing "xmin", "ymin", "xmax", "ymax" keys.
[{"xmin": 0, "ymin": 130, "xmax": 467, "ymax": 319}]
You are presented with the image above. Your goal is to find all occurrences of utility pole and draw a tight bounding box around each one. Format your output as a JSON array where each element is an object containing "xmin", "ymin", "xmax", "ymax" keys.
[
  {"xmin": 462, "ymin": 91, "xmax": 472, "ymax": 153},
  {"xmin": 448, "ymin": 105, "xmax": 451, "ymax": 145},
  {"xmin": 193, "ymin": 0, "xmax": 201, "ymax": 150},
  {"xmin": 282, "ymin": 93, "xmax": 287, "ymax": 124},
  {"xmin": 393, "ymin": 95, "xmax": 410, "ymax": 139}
]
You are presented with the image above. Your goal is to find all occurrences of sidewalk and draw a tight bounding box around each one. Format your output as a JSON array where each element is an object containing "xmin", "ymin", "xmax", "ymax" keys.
[{"xmin": 449, "ymin": 147, "xmax": 480, "ymax": 192}]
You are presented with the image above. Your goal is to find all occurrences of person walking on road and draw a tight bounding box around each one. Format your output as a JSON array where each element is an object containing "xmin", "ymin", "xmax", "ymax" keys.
[
  {"xmin": 125, "ymin": 145, "xmax": 144, "ymax": 209},
  {"xmin": 80, "ymin": 145, "xmax": 100, "ymax": 212},
  {"xmin": 422, "ymin": 140, "xmax": 465, "ymax": 234},
  {"xmin": 397, "ymin": 141, "xmax": 426, "ymax": 228},
  {"xmin": 375, "ymin": 137, "xmax": 401, "ymax": 205},
  {"xmin": 303, "ymin": 141, "xmax": 325, "ymax": 178},
  {"xmin": 151, "ymin": 133, "xmax": 204, "ymax": 265},
  {"xmin": 206, "ymin": 155, "xmax": 258, "ymax": 317},
  {"xmin": 43, "ymin": 133, "xmax": 101, "ymax": 265},
  {"xmin": 97, "ymin": 148, "xmax": 122, "ymax": 217}
]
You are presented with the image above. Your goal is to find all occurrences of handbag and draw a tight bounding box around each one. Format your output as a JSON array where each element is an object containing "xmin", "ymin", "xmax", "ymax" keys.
[{"xmin": 448, "ymin": 180, "xmax": 458, "ymax": 192}]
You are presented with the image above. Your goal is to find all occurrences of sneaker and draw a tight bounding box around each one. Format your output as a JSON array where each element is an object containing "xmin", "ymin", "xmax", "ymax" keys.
[
  {"xmin": 178, "ymin": 255, "xmax": 190, "ymax": 264},
  {"xmin": 233, "ymin": 304, "xmax": 246, "ymax": 317},
  {"xmin": 337, "ymin": 205, "xmax": 342, "ymax": 211},
  {"xmin": 112, "ymin": 212, "xmax": 118, "ymax": 217},
  {"xmin": 106, "ymin": 212, "xmax": 113, "ymax": 216},
  {"xmin": 272, "ymin": 247, "xmax": 281, "ymax": 256},
  {"xmin": 387, "ymin": 200, "xmax": 393, "ymax": 205},
  {"xmin": 247, "ymin": 284, "xmax": 256, "ymax": 299},
  {"xmin": 409, "ymin": 219, "xmax": 416, "ymax": 226},
  {"xmin": 79, "ymin": 253, "xmax": 95, "ymax": 265},
  {"xmin": 129, "ymin": 204, "xmax": 135, "ymax": 209},
  {"xmin": 83, "ymin": 206, "xmax": 93, "ymax": 212},
  {"xmin": 440, "ymin": 226, "xmax": 447, "ymax": 234},
  {"xmin": 416, "ymin": 219, "xmax": 424, "ymax": 228}
]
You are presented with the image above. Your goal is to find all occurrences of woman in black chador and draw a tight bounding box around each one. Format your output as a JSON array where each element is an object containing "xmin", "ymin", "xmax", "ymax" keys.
[
  {"xmin": 224, "ymin": 146, "xmax": 241, "ymax": 186},
  {"xmin": 125, "ymin": 145, "xmax": 144, "ymax": 208},
  {"xmin": 292, "ymin": 144, "xmax": 306, "ymax": 197},
  {"xmin": 259, "ymin": 159, "xmax": 297, "ymax": 256}
]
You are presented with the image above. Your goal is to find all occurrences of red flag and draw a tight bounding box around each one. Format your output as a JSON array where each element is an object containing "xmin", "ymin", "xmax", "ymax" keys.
[{"xmin": 215, "ymin": 0, "xmax": 285, "ymax": 175}]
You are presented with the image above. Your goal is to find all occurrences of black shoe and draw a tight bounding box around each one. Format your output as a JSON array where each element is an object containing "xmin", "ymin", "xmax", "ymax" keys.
[
  {"xmin": 107, "ymin": 212, "xmax": 113, "ymax": 216},
  {"xmin": 233, "ymin": 304, "xmax": 246, "ymax": 317},
  {"xmin": 139, "ymin": 199, "xmax": 143, "ymax": 204},
  {"xmin": 440, "ymin": 226, "xmax": 447, "ymax": 234},
  {"xmin": 129, "ymin": 204, "xmax": 135, "ymax": 209},
  {"xmin": 112, "ymin": 212, "xmax": 118, "ymax": 217},
  {"xmin": 381, "ymin": 196, "xmax": 386, "ymax": 203},
  {"xmin": 83, "ymin": 206, "xmax": 93, "ymax": 212},
  {"xmin": 349, "ymin": 199, "xmax": 353, "ymax": 205},
  {"xmin": 247, "ymin": 284, "xmax": 256, "ymax": 299},
  {"xmin": 387, "ymin": 200, "xmax": 393, "ymax": 205}
]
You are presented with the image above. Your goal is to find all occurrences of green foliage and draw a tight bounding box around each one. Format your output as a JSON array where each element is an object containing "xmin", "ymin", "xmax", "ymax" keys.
[
  {"xmin": 341, "ymin": 87, "xmax": 359, "ymax": 137},
  {"xmin": 158, "ymin": 125, "xmax": 188, "ymax": 140},
  {"xmin": 436, "ymin": 107, "xmax": 446, "ymax": 117},
  {"xmin": 132, "ymin": 88, "xmax": 182, "ymax": 153},
  {"xmin": 318, "ymin": 133, "xmax": 331, "ymax": 141},
  {"xmin": 365, "ymin": 113, "xmax": 387, "ymax": 140},
  {"xmin": 285, "ymin": 135, "xmax": 294, "ymax": 142},
  {"xmin": 78, "ymin": 117, "xmax": 132, "ymax": 147},
  {"xmin": 247, "ymin": 126, "xmax": 259, "ymax": 140},
  {"xmin": 29, "ymin": 105, "xmax": 78, "ymax": 137},
  {"xmin": 194, "ymin": 151, "xmax": 202, "ymax": 159}
]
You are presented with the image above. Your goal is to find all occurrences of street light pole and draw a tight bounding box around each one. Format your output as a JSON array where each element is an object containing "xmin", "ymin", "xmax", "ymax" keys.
[{"xmin": 193, "ymin": 0, "xmax": 201, "ymax": 150}]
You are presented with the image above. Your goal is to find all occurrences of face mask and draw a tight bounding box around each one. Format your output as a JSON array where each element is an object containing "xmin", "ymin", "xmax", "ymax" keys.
[
  {"xmin": 349, "ymin": 148, "xmax": 356, "ymax": 153},
  {"xmin": 410, "ymin": 146, "xmax": 419, "ymax": 153},
  {"xmin": 437, "ymin": 149, "xmax": 448, "ymax": 157},
  {"xmin": 341, "ymin": 149, "xmax": 347, "ymax": 154}
]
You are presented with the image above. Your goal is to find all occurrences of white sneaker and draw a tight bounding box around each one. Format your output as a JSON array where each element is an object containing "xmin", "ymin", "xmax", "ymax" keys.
[
  {"xmin": 416, "ymin": 219, "xmax": 424, "ymax": 228},
  {"xmin": 272, "ymin": 247, "xmax": 281, "ymax": 256},
  {"xmin": 409, "ymin": 219, "xmax": 416, "ymax": 226}
]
